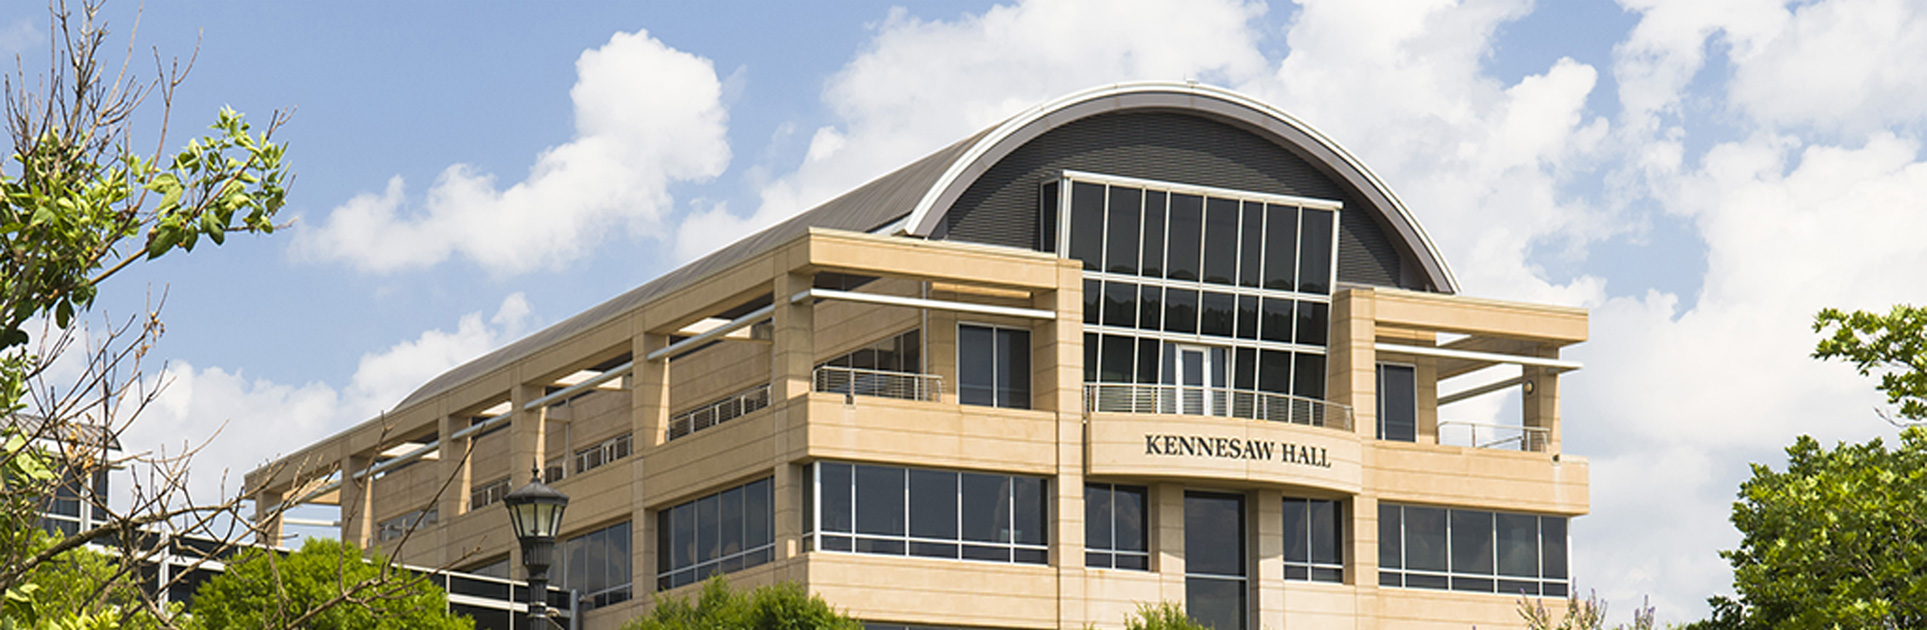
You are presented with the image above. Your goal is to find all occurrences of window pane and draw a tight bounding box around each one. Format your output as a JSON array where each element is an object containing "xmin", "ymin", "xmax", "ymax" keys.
[
  {"xmin": 1293, "ymin": 353, "xmax": 1326, "ymax": 400},
  {"xmin": 1295, "ymin": 301, "xmax": 1329, "ymax": 346},
  {"xmin": 1261, "ymin": 298, "xmax": 1294, "ymax": 343},
  {"xmin": 1141, "ymin": 191, "xmax": 1167, "ymax": 277},
  {"xmin": 1084, "ymin": 332, "xmax": 1099, "ymax": 383},
  {"xmin": 909, "ymin": 469, "xmax": 959, "ymax": 539},
  {"xmin": 1085, "ymin": 485, "xmax": 1113, "ymax": 551},
  {"xmin": 1138, "ymin": 285, "xmax": 1163, "ymax": 331},
  {"xmin": 1378, "ymin": 364, "xmax": 1416, "ymax": 442},
  {"xmin": 1107, "ymin": 186, "xmax": 1141, "ymax": 275},
  {"xmin": 1310, "ymin": 500, "xmax": 1341, "ymax": 565},
  {"xmin": 1165, "ymin": 289, "xmax": 1199, "ymax": 334},
  {"xmin": 720, "ymin": 486, "xmax": 744, "ymax": 557},
  {"xmin": 1203, "ymin": 197, "xmax": 1239, "ymax": 285},
  {"xmin": 1083, "ymin": 279, "xmax": 1101, "ymax": 325},
  {"xmin": 696, "ymin": 495, "xmax": 720, "ymax": 563},
  {"xmin": 1200, "ymin": 292, "xmax": 1235, "ymax": 337},
  {"xmin": 899, "ymin": 330, "xmax": 921, "ymax": 374},
  {"xmin": 1186, "ymin": 577, "xmax": 1246, "ymax": 630},
  {"xmin": 1240, "ymin": 201, "xmax": 1264, "ymax": 288},
  {"xmin": 1451, "ymin": 510, "xmax": 1495, "ymax": 575},
  {"xmin": 821, "ymin": 463, "xmax": 853, "ymax": 533},
  {"xmin": 1236, "ymin": 295, "xmax": 1259, "ymax": 340},
  {"xmin": 1496, "ymin": 513, "xmax": 1540, "ymax": 577},
  {"xmin": 1104, "ymin": 282, "xmax": 1137, "ymax": 328},
  {"xmin": 1298, "ymin": 209, "xmax": 1334, "ymax": 294},
  {"xmin": 961, "ymin": 473, "xmax": 1010, "ymax": 542},
  {"xmin": 997, "ymin": 328, "xmax": 1031, "ymax": 409},
  {"xmin": 1283, "ymin": 499, "xmax": 1308, "ymax": 563},
  {"xmin": 1069, "ymin": 182, "xmax": 1105, "ymax": 271},
  {"xmin": 1541, "ymin": 517, "xmax": 1568, "ymax": 579},
  {"xmin": 1233, "ymin": 347, "xmax": 1256, "ymax": 391},
  {"xmin": 1404, "ymin": 506, "xmax": 1448, "ymax": 572},
  {"xmin": 1116, "ymin": 486, "xmax": 1146, "ymax": 552},
  {"xmin": 746, "ymin": 479, "xmax": 771, "ymax": 549},
  {"xmin": 1137, "ymin": 338, "xmax": 1162, "ymax": 384},
  {"xmin": 1258, "ymin": 350, "xmax": 1292, "ymax": 394},
  {"xmin": 672, "ymin": 503, "xmax": 695, "ymax": 569},
  {"xmin": 1039, "ymin": 181, "xmax": 1059, "ymax": 252},
  {"xmin": 1186, "ymin": 493, "xmax": 1245, "ymax": 577},
  {"xmin": 1263, "ymin": 204, "xmax": 1298, "ymax": 291},
  {"xmin": 959, "ymin": 325, "xmax": 995, "ymax": 406},
  {"xmin": 1012, "ymin": 476, "xmax": 1047, "ymax": 546},
  {"xmin": 657, "ymin": 511, "xmax": 674, "ymax": 574},
  {"xmin": 855, "ymin": 465, "xmax": 905, "ymax": 536},
  {"xmin": 1167, "ymin": 194, "xmax": 1203, "ymax": 281},
  {"xmin": 1379, "ymin": 504, "xmax": 1402, "ymax": 570}
]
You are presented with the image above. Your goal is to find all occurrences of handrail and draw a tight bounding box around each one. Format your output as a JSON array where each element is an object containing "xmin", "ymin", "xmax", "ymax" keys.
[
  {"xmin": 811, "ymin": 366, "xmax": 943, "ymax": 403},
  {"xmin": 1083, "ymin": 382, "xmax": 1353, "ymax": 431},
  {"xmin": 1436, "ymin": 420, "xmax": 1549, "ymax": 452},
  {"xmin": 667, "ymin": 385, "xmax": 771, "ymax": 441}
]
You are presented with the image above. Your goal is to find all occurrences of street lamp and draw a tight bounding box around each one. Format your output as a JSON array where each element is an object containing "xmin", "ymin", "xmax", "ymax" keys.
[{"xmin": 503, "ymin": 464, "xmax": 569, "ymax": 629}]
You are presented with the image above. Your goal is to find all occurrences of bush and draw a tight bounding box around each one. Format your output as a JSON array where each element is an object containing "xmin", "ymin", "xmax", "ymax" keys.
[
  {"xmin": 623, "ymin": 576, "xmax": 858, "ymax": 630},
  {"xmin": 185, "ymin": 538, "xmax": 470, "ymax": 630}
]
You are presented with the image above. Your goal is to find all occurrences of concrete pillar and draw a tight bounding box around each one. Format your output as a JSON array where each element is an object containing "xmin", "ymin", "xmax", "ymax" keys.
[
  {"xmin": 339, "ymin": 453, "xmax": 374, "ymax": 549},
  {"xmin": 1155, "ymin": 483, "xmax": 1187, "ymax": 603},
  {"xmin": 1330, "ymin": 288, "xmax": 1378, "ymax": 440},
  {"xmin": 253, "ymin": 488, "xmax": 284, "ymax": 546},
  {"xmin": 437, "ymin": 414, "xmax": 471, "ymax": 518},
  {"xmin": 1353, "ymin": 494, "xmax": 1383, "ymax": 630},
  {"xmin": 1522, "ymin": 364, "xmax": 1562, "ymax": 453},
  {"xmin": 770, "ymin": 272, "xmax": 815, "ymax": 404},
  {"xmin": 1254, "ymin": 488, "xmax": 1284, "ymax": 630},
  {"xmin": 509, "ymin": 384, "xmax": 546, "ymax": 484},
  {"xmin": 772, "ymin": 462, "xmax": 800, "ymax": 560},
  {"xmin": 632, "ymin": 331, "xmax": 669, "ymax": 601},
  {"xmin": 1040, "ymin": 263, "xmax": 1087, "ymax": 629}
]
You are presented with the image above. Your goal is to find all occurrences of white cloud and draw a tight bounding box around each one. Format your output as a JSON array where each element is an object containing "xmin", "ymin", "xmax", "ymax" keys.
[
  {"xmin": 1725, "ymin": 0, "xmax": 1927, "ymax": 135},
  {"xmin": 114, "ymin": 294, "xmax": 535, "ymax": 509},
  {"xmin": 294, "ymin": 30, "xmax": 731, "ymax": 275},
  {"xmin": 671, "ymin": 0, "xmax": 1272, "ymax": 261}
]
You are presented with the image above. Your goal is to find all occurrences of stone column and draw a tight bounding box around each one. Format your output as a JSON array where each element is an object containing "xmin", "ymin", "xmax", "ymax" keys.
[
  {"xmin": 437, "ymin": 414, "xmax": 471, "ymax": 518},
  {"xmin": 1330, "ymin": 288, "xmax": 1378, "ymax": 441},
  {"xmin": 1254, "ymin": 488, "xmax": 1284, "ymax": 629},
  {"xmin": 338, "ymin": 452, "xmax": 374, "ymax": 549},
  {"xmin": 253, "ymin": 488, "xmax": 284, "ymax": 546},
  {"xmin": 509, "ymin": 384, "xmax": 547, "ymax": 482},
  {"xmin": 1039, "ymin": 263, "xmax": 1087, "ymax": 628},
  {"xmin": 1522, "ymin": 363, "xmax": 1562, "ymax": 453}
]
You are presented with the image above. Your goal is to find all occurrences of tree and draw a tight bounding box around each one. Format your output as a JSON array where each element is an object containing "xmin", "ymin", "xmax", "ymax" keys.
[
  {"xmin": 1518, "ymin": 591, "xmax": 1656, "ymax": 630},
  {"xmin": 1121, "ymin": 602, "xmax": 1207, "ymax": 630},
  {"xmin": 1696, "ymin": 428, "xmax": 1927, "ymax": 630},
  {"xmin": 183, "ymin": 538, "xmax": 471, "ymax": 630},
  {"xmin": 1813, "ymin": 304, "xmax": 1926, "ymax": 424},
  {"xmin": 622, "ymin": 576, "xmax": 859, "ymax": 630}
]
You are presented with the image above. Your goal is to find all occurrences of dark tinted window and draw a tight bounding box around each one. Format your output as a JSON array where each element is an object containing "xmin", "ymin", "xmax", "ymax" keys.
[
  {"xmin": 1378, "ymin": 364, "xmax": 1416, "ymax": 442},
  {"xmin": 1451, "ymin": 510, "xmax": 1495, "ymax": 575},
  {"xmin": 1083, "ymin": 279, "xmax": 1101, "ymax": 325},
  {"xmin": 1239, "ymin": 201, "xmax": 1264, "ymax": 287},
  {"xmin": 1236, "ymin": 295, "xmax": 1259, "ymax": 340},
  {"xmin": 1167, "ymin": 194, "xmax": 1202, "ymax": 281},
  {"xmin": 1164, "ymin": 289, "xmax": 1199, "ymax": 334},
  {"xmin": 1103, "ymin": 282, "xmax": 1136, "ymax": 328},
  {"xmin": 1200, "ymin": 292, "xmax": 1235, "ymax": 337},
  {"xmin": 1298, "ymin": 208, "xmax": 1334, "ymax": 294},
  {"xmin": 1261, "ymin": 298, "xmax": 1294, "ymax": 343},
  {"xmin": 1099, "ymin": 334, "xmax": 1135, "ymax": 383},
  {"xmin": 1141, "ymin": 191, "xmax": 1167, "ymax": 277},
  {"xmin": 1496, "ymin": 513, "xmax": 1539, "ymax": 577},
  {"xmin": 1138, "ymin": 285, "xmax": 1163, "ymax": 331},
  {"xmin": 1404, "ymin": 506, "xmax": 1448, "ymax": 572},
  {"xmin": 1293, "ymin": 353, "xmax": 1326, "ymax": 400},
  {"xmin": 1258, "ymin": 350, "xmax": 1292, "ymax": 394},
  {"xmin": 1106, "ymin": 186, "xmax": 1141, "ymax": 275},
  {"xmin": 1295, "ymin": 301, "xmax": 1329, "ymax": 346},
  {"xmin": 1069, "ymin": 182, "xmax": 1105, "ymax": 271},
  {"xmin": 1039, "ymin": 181, "xmax": 1058, "ymax": 252},
  {"xmin": 1263, "ymin": 204, "xmax": 1297, "ymax": 291},
  {"xmin": 854, "ymin": 465, "xmax": 904, "ymax": 536},
  {"xmin": 1185, "ymin": 493, "xmax": 1244, "ymax": 576},
  {"xmin": 958, "ymin": 326, "xmax": 995, "ymax": 406},
  {"xmin": 909, "ymin": 469, "xmax": 959, "ymax": 539},
  {"xmin": 1203, "ymin": 197, "xmax": 1239, "ymax": 285}
]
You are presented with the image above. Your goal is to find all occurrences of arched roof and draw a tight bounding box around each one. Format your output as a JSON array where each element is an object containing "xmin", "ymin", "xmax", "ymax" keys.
[
  {"xmin": 904, "ymin": 81, "xmax": 1456, "ymax": 293},
  {"xmin": 394, "ymin": 82, "xmax": 1454, "ymax": 411}
]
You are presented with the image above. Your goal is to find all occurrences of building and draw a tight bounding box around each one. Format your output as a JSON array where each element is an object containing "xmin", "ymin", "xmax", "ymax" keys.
[{"xmin": 245, "ymin": 82, "xmax": 1589, "ymax": 630}]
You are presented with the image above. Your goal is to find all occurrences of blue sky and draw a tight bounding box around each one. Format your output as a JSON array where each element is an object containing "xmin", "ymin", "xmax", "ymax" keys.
[{"xmin": 8, "ymin": 0, "xmax": 1927, "ymax": 624}]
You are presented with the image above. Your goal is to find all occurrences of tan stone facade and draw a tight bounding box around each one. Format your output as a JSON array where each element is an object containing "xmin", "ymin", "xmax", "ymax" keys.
[{"xmin": 245, "ymin": 83, "xmax": 1589, "ymax": 630}]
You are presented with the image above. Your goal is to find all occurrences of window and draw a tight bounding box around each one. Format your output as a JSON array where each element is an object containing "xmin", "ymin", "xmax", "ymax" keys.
[
  {"xmin": 668, "ymin": 384, "xmax": 772, "ymax": 440},
  {"xmin": 471, "ymin": 477, "xmax": 510, "ymax": 509},
  {"xmin": 560, "ymin": 521, "xmax": 632, "ymax": 609},
  {"xmin": 1282, "ymin": 497, "xmax": 1343, "ymax": 582},
  {"xmin": 958, "ymin": 325, "xmax": 1030, "ymax": 409},
  {"xmin": 1377, "ymin": 364, "xmax": 1417, "ymax": 442},
  {"xmin": 575, "ymin": 432, "xmax": 633, "ymax": 474},
  {"xmin": 1086, "ymin": 484, "xmax": 1148, "ymax": 570},
  {"xmin": 1186, "ymin": 492, "xmax": 1245, "ymax": 630},
  {"xmin": 376, "ymin": 506, "xmax": 439, "ymax": 542},
  {"xmin": 657, "ymin": 479, "xmax": 774, "ymax": 590},
  {"xmin": 819, "ymin": 329, "xmax": 922, "ymax": 374},
  {"xmin": 811, "ymin": 462, "xmax": 1047, "ymax": 565},
  {"xmin": 1379, "ymin": 503, "xmax": 1569, "ymax": 596}
]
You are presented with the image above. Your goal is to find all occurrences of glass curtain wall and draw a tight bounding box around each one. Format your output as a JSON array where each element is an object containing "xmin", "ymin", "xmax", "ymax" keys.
[
  {"xmin": 1059, "ymin": 173, "xmax": 1341, "ymax": 422},
  {"xmin": 1185, "ymin": 492, "xmax": 1246, "ymax": 630},
  {"xmin": 808, "ymin": 462, "xmax": 1049, "ymax": 565},
  {"xmin": 1378, "ymin": 503, "xmax": 1569, "ymax": 596}
]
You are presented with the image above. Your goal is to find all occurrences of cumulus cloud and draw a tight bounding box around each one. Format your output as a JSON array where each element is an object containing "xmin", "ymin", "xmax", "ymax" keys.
[
  {"xmin": 1725, "ymin": 0, "xmax": 1927, "ymax": 135},
  {"xmin": 114, "ymin": 294, "xmax": 534, "ymax": 508},
  {"xmin": 671, "ymin": 0, "xmax": 1272, "ymax": 261},
  {"xmin": 294, "ymin": 30, "xmax": 730, "ymax": 274}
]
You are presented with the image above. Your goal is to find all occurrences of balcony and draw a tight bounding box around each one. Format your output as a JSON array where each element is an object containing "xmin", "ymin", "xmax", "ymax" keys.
[
  {"xmin": 668, "ymin": 384, "xmax": 771, "ymax": 441},
  {"xmin": 1437, "ymin": 420, "xmax": 1548, "ymax": 452},
  {"xmin": 1083, "ymin": 383, "xmax": 1353, "ymax": 432},
  {"xmin": 812, "ymin": 366, "xmax": 943, "ymax": 403}
]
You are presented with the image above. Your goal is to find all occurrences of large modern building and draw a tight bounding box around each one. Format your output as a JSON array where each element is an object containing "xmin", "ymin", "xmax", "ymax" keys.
[{"xmin": 246, "ymin": 82, "xmax": 1589, "ymax": 630}]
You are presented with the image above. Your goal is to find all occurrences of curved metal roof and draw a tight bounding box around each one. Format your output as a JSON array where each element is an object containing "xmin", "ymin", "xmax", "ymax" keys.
[{"xmin": 394, "ymin": 82, "xmax": 1456, "ymax": 412}]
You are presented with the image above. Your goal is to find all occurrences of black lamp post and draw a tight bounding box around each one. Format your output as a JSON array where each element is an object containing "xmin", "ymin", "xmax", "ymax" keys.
[{"xmin": 502, "ymin": 465, "xmax": 569, "ymax": 629}]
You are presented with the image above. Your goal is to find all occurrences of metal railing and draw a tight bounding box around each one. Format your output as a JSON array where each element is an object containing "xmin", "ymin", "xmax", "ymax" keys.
[
  {"xmin": 1437, "ymin": 420, "xmax": 1549, "ymax": 452},
  {"xmin": 1083, "ymin": 383, "xmax": 1353, "ymax": 431},
  {"xmin": 667, "ymin": 385, "xmax": 771, "ymax": 441},
  {"xmin": 812, "ymin": 366, "xmax": 943, "ymax": 403}
]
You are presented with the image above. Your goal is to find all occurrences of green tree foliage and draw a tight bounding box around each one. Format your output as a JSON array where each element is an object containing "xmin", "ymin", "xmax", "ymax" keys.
[
  {"xmin": 1121, "ymin": 602, "xmax": 1207, "ymax": 630},
  {"xmin": 1694, "ymin": 428, "xmax": 1927, "ymax": 630},
  {"xmin": 622, "ymin": 576, "xmax": 859, "ymax": 630},
  {"xmin": 1814, "ymin": 304, "xmax": 1927, "ymax": 423},
  {"xmin": 184, "ymin": 538, "xmax": 471, "ymax": 630}
]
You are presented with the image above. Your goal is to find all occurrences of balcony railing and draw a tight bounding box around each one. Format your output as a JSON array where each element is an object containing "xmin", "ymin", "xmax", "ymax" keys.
[
  {"xmin": 668, "ymin": 385, "xmax": 771, "ymax": 441},
  {"xmin": 812, "ymin": 366, "xmax": 943, "ymax": 403},
  {"xmin": 1437, "ymin": 420, "xmax": 1548, "ymax": 452},
  {"xmin": 1083, "ymin": 383, "xmax": 1353, "ymax": 431}
]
